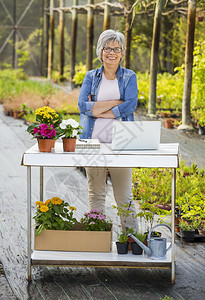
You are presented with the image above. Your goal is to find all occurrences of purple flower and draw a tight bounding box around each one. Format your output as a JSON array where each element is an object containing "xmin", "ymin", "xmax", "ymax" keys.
[
  {"xmin": 89, "ymin": 222, "xmax": 95, "ymax": 225},
  {"xmin": 90, "ymin": 209, "xmax": 100, "ymax": 213}
]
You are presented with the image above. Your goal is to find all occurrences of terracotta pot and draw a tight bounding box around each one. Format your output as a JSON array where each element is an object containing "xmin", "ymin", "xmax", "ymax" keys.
[
  {"xmin": 196, "ymin": 16, "xmax": 204, "ymax": 22},
  {"xmin": 175, "ymin": 225, "xmax": 180, "ymax": 232},
  {"xmin": 63, "ymin": 138, "xmax": 76, "ymax": 152},
  {"xmin": 127, "ymin": 236, "xmax": 135, "ymax": 251},
  {"xmin": 38, "ymin": 139, "xmax": 53, "ymax": 152},
  {"xmin": 13, "ymin": 110, "xmax": 21, "ymax": 119},
  {"xmin": 165, "ymin": 118, "xmax": 174, "ymax": 129},
  {"xmin": 9, "ymin": 110, "xmax": 14, "ymax": 117},
  {"xmin": 51, "ymin": 140, "xmax": 56, "ymax": 149},
  {"xmin": 198, "ymin": 228, "xmax": 205, "ymax": 236}
]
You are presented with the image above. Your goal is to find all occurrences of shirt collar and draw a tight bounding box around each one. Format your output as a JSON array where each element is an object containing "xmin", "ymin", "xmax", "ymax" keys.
[{"xmin": 97, "ymin": 64, "xmax": 123, "ymax": 78}]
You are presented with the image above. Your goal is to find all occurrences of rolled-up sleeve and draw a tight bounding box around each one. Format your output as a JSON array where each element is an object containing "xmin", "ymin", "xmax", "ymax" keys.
[
  {"xmin": 78, "ymin": 72, "xmax": 95, "ymax": 117},
  {"xmin": 111, "ymin": 73, "xmax": 138, "ymax": 119}
]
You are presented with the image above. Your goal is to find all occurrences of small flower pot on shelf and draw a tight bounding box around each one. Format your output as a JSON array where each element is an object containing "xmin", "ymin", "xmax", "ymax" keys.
[
  {"xmin": 131, "ymin": 242, "xmax": 143, "ymax": 255},
  {"xmin": 63, "ymin": 138, "xmax": 76, "ymax": 152},
  {"xmin": 116, "ymin": 242, "xmax": 129, "ymax": 254},
  {"xmin": 38, "ymin": 139, "xmax": 53, "ymax": 152}
]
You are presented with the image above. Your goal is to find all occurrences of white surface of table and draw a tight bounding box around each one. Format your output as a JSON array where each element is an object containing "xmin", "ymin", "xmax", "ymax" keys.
[
  {"xmin": 22, "ymin": 142, "xmax": 179, "ymax": 168},
  {"xmin": 31, "ymin": 243, "xmax": 172, "ymax": 267}
]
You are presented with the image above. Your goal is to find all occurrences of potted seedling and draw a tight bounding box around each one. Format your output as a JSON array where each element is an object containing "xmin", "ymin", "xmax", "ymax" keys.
[
  {"xmin": 130, "ymin": 232, "xmax": 146, "ymax": 255},
  {"xmin": 116, "ymin": 231, "xmax": 129, "ymax": 254}
]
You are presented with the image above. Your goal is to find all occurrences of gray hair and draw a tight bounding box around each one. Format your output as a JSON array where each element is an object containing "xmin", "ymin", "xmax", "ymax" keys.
[{"xmin": 96, "ymin": 29, "xmax": 125, "ymax": 63}]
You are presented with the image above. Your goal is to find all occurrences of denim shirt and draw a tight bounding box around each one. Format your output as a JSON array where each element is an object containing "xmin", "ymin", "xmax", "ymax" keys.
[{"xmin": 78, "ymin": 64, "xmax": 138, "ymax": 139}]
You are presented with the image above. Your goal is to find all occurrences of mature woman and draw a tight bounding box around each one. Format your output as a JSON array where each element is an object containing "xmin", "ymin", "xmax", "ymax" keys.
[{"xmin": 78, "ymin": 30, "xmax": 138, "ymax": 230}]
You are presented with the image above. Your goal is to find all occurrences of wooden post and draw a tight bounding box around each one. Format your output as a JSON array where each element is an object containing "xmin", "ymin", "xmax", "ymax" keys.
[
  {"xmin": 178, "ymin": 0, "xmax": 196, "ymax": 130},
  {"xmin": 70, "ymin": 0, "xmax": 78, "ymax": 89},
  {"xmin": 86, "ymin": 0, "xmax": 94, "ymax": 71},
  {"xmin": 42, "ymin": 0, "xmax": 48, "ymax": 76},
  {"xmin": 148, "ymin": 0, "xmax": 164, "ymax": 116},
  {"xmin": 59, "ymin": 0, "xmax": 65, "ymax": 79},
  {"xmin": 12, "ymin": 0, "xmax": 17, "ymax": 69},
  {"xmin": 103, "ymin": 0, "xmax": 111, "ymax": 31},
  {"xmin": 47, "ymin": 0, "xmax": 54, "ymax": 80},
  {"xmin": 124, "ymin": 0, "xmax": 135, "ymax": 69}
]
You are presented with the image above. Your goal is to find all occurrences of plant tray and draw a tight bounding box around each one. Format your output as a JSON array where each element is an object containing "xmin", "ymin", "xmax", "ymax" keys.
[
  {"xmin": 34, "ymin": 223, "xmax": 113, "ymax": 252},
  {"xmin": 175, "ymin": 232, "xmax": 205, "ymax": 243}
]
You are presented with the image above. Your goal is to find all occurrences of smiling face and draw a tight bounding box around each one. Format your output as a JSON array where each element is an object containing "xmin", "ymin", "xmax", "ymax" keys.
[{"xmin": 102, "ymin": 40, "xmax": 123, "ymax": 68}]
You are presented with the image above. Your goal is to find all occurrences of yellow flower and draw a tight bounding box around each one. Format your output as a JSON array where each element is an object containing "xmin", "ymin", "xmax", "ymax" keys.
[
  {"xmin": 51, "ymin": 197, "xmax": 63, "ymax": 205},
  {"xmin": 35, "ymin": 201, "xmax": 43, "ymax": 206},
  {"xmin": 40, "ymin": 205, "xmax": 49, "ymax": 212},
  {"xmin": 69, "ymin": 206, "xmax": 77, "ymax": 211},
  {"xmin": 44, "ymin": 199, "xmax": 51, "ymax": 205}
]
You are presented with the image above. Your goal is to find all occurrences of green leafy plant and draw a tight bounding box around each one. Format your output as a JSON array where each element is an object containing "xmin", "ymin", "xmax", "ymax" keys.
[
  {"xmin": 179, "ymin": 220, "xmax": 195, "ymax": 231},
  {"xmin": 133, "ymin": 231, "xmax": 146, "ymax": 243},
  {"xmin": 117, "ymin": 231, "xmax": 129, "ymax": 244},
  {"xmin": 34, "ymin": 197, "xmax": 77, "ymax": 235},
  {"xmin": 112, "ymin": 202, "xmax": 135, "ymax": 219},
  {"xmin": 72, "ymin": 63, "xmax": 87, "ymax": 86},
  {"xmin": 80, "ymin": 209, "xmax": 112, "ymax": 231}
]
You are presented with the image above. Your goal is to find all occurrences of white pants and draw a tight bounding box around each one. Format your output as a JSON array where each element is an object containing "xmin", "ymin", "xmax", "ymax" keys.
[{"xmin": 86, "ymin": 167, "xmax": 137, "ymax": 231}]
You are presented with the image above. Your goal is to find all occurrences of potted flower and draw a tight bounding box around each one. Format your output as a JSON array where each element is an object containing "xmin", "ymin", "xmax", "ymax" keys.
[
  {"xmin": 179, "ymin": 218, "xmax": 201, "ymax": 242},
  {"xmin": 26, "ymin": 106, "xmax": 62, "ymax": 151},
  {"xmin": 59, "ymin": 118, "xmax": 84, "ymax": 152},
  {"xmin": 34, "ymin": 205, "xmax": 113, "ymax": 252},
  {"xmin": 34, "ymin": 106, "xmax": 62, "ymax": 128},
  {"xmin": 80, "ymin": 209, "xmax": 112, "ymax": 231},
  {"xmin": 116, "ymin": 231, "xmax": 129, "ymax": 254},
  {"xmin": 34, "ymin": 197, "xmax": 77, "ymax": 235},
  {"xmin": 27, "ymin": 123, "xmax": 57, "ymax": 152}
]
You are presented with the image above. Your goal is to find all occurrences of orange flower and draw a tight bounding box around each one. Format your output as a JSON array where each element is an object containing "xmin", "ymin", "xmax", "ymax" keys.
[
  {"xmin": 69, "ymin": 206, "xmax": 77, "ymax": 211},
  {"xmin": 51, "ymin": 197, "xmax": 63, "ymax": 205},
  {"xmin": 44, "ymin": 199, "xmax": 51, "ymax": 205},
  {"xmin": 35, "ymin": 201, "xmax": 43, "ymax": 206},
  {"xmin": 40, "ymin": 205, "xmax": 49, "ymax": 213}
]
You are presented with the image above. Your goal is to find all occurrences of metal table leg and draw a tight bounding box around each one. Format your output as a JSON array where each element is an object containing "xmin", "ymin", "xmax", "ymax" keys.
[
  {"xmin": 27, "ymin": 166, "xmax": 31, "ymax": 282},
  {"xmin": 171, "ymin": 168, "xmax": 176, "ymax": 284},
  {"xmin": 40, "ymin": 166, "xmax": 44, "ymax": 201}
]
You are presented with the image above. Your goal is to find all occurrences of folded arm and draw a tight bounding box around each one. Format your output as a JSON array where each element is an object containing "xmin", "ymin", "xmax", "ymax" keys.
[
  {"xmin": 92, "ymin": 100, "xmax": 123, "ymax": 117},
  {"xmin": 110, "ymin": 73, "xmax": 138, "ymax": 119}
]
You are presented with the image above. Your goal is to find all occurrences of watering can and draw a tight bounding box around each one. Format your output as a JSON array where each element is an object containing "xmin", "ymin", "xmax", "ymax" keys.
[{"xmin": 128, "ymin": 224, "xmax": 172, "ymax": 260}]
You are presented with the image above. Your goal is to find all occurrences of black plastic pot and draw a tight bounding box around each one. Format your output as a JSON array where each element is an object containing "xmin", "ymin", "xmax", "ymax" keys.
[
  {"xmin": 180, "ymin": 230, "xmax": 195, "ymax": 242},
  {"xmin": 198, "ymin": 125, "xmax": 205, "ymax": 135},
  {"xmin": 131, "ymin": 242, "xmax": 143, "ymax": 255},
  {"xmin": 116, "ymin": 242, "xmax": 129, "ymax": 254}
]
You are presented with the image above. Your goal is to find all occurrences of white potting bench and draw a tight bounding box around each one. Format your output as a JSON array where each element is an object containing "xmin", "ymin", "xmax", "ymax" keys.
[{"xmin": 22, "ymin": 142, "xmax": 179, "ymax": 283}]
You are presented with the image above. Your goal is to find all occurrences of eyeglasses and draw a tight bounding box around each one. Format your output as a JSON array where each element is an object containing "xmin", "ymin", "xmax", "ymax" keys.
[{"xmin": 103, "ymin": 47, "xmax": 122, "ymax": 53}]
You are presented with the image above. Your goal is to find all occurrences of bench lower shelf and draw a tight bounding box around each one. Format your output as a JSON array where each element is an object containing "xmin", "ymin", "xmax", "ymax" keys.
[{"xmin": 31, "ymin": 243, "xmax": 172, "ymax": 269}]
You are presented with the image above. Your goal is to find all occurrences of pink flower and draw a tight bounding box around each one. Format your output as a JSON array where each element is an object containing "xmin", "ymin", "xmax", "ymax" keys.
[
  {"xmin": 90, "ymin": 209, "xmax": 100, "ymax": 213},
  {"xmin": 34, "ymin": 124, "xmax": 56, "ymax": 139},
  {"xmin": 89, "ymin": 222, "xmax": 95, "ymax": 225}
]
